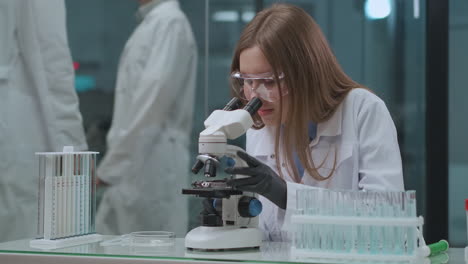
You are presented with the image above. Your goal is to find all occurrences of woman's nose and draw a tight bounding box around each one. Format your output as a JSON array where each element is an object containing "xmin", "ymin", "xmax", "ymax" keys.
[
  {"xmin": 246, "ymin": 89, "xmax": 258, "ymax": 100},
  {"xmin": 249, "ymin": 80, "xmax": 263, "ymax": 96},
  {"xmin": 251, "ymin": 79, "xmax": 262, "ymax": 89},
  {"xmin": 249, "ymin": 88, "xmax": 260, "ymax": 99}
]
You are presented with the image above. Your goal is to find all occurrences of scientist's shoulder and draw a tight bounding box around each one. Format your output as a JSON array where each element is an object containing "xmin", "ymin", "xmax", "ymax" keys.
[
  {"xmin": 149, "ymin": 1, "xmax": 189, "ymax": 23},
  {"xmin": 344, "ymin": 87, "xmax": 388, "ymax": 110}
]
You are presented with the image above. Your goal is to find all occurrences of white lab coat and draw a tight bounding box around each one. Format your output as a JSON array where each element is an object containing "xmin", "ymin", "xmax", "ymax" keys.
[
  {"xmin": 0, "ymin": 0, "xmax": 87, "ymax": 242},
  {"xmin": 246, "ymin": 88, "xmax": 404, "ymax": 241},
  {"xmin": 96, "ymin": 0, "xmax": 197, "ymax": 237}
]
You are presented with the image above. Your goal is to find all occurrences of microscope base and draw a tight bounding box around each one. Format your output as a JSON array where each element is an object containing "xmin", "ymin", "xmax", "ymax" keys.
[{"xmin": 185, "ymin": 226, "xmax": 262, "ymax": 251}]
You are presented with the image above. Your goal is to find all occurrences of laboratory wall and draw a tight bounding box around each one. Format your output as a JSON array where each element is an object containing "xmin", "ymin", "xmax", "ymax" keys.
[{"xmin": 449, "ymin": 0, "xmax": 468, "ymax": 247}]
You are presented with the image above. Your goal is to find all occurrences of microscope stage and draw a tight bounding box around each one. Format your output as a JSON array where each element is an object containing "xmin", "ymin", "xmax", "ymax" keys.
[{"xmin": 182, "ymin": 188, "xmax": 242, "ymax": 198}]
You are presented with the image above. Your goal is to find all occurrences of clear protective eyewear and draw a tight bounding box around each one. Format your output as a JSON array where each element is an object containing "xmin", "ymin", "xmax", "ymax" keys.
[{"xmin": 231, "ymin": 71, "xmax": 287, "ymax": 103}]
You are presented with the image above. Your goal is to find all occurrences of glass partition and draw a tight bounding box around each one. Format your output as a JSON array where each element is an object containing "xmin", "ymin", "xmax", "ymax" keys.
[
  {"xmin": 0, "ymin": 0, "xmax": 454, "ymax": 245},
  {"xmin": 449, "ymin": 0, "xmax": 468, "ymax": 247}
]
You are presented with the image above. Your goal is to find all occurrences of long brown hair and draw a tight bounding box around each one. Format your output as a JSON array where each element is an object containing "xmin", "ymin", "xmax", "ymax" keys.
[{"xmin": 231, "ymin": 4, "xmax": 362, "ymax": 182}]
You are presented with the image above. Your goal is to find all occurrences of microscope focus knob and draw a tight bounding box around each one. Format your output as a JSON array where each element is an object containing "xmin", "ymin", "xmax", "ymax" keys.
[{"xmin": 238, "ymin": 196, "xmax": 262, "ymax": 218}]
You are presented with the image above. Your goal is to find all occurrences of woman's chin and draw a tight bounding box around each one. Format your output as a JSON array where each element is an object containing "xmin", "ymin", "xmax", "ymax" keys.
[{"xmin": 261, "ymin": 116, "xmax": 276, "ymax": 126}]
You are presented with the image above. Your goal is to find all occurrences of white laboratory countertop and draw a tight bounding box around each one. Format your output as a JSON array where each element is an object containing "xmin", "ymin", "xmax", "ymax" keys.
[{"xmin": 0, "ymin": 237, "xmax": 466, "ymax": 264}]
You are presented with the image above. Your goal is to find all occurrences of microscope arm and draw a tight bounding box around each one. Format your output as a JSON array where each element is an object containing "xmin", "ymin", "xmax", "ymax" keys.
[{"xmin": 225, "ymin": 145, "xmax": 247, "ymax": 166}]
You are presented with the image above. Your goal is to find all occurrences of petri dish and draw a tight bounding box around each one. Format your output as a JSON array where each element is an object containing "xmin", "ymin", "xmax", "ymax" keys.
[{"xmin": 129, "ymin": 231, "xmax": 175, "ymax": 247}]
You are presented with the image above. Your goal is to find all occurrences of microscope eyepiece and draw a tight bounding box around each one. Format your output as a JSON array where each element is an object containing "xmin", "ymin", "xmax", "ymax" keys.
[
  {"xmin": 223, "ymin": 98, "xmax": 242, "ymax": 111},
  {"xmin": 243, "ymin": 97, "xmax": 263, "ymax": 116}
]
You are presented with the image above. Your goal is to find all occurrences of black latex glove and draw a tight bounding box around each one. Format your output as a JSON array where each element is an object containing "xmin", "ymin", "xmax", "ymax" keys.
[{"xmin": 225, "ymin": 151, "xmax": 287, "ymax": 210}]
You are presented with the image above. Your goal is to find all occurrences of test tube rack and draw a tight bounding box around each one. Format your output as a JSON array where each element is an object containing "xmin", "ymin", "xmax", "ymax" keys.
[
  {"xmin": 30, "ymin": 146, "xmax": 102, "ymax": 249},
  {"xmin": 291, "ymin": 188, "xmax": 429, "ymax": 263}
]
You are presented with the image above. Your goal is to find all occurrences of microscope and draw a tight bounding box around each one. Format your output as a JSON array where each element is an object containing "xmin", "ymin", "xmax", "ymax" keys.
[{"xmin": 182, "ymin": 97, "xmax": 263, "ymax": 251}]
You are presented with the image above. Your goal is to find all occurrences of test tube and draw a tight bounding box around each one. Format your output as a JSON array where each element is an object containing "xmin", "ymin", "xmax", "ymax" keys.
[
  {"xmin": 296, "ymin": 189, "xmax": 305, "ymax": 215},
  {"xmin": 465, "ymin": 199, "xmax": 468, "ymax": 262},
  {"xmin": 396, "ymin": 191, "xmax": 404, "ymax": 254},
  {"xmin": 52, "ymin": 159, "xmax": 59, "ymax": 239},
  {"xmin": 406, "ymin": 191, "xmax": 417, "ymax": 255},
  {"xmin": 323, "ymin": 190, "xmax": 331, "ymax": 251},
  {"xmin": 42, "ymin": 156, "xmax": 54, "ymax": 239},
  {"xmin": 356, "ymin": 192, "xmax": 366, "ymax": 253},
  {"xmin": 57, "ymin": 156, "xmax": 63, "ymax": 238},
  {"xmin": 84, "ymin": 154, "xmax": 90, "ymax": 234},
  {"xmin": 465, "ymin": 199, "xmax": 468, "ymax": 243},
  {"xmin": 369, "ymin": 192, "xmax": 379, "ymax": 254},
  {"xmin": 335, "ymin": 191, "xmax": 344, "ymax": 252},
  {"xmin": 343, "ymin": 191, "xmax": 352, "ymax": 252},
  {"xmin": 295, "ymin": 189, "xmax": 304, "ymax": 249},
  {"xmin": 91, "ymin": 153, "xmax": 97, "ymax": 234},
  {"xmin": 37, "ymin": 156, "xmax": 45, "ymax": 239},
  {"xmin": 393, "ymin": 192, "xmax": 403, "ymax": 255},
  {"xmin": 80, "ymin": 154, "xmax": 85, "ymax": 235},
  {"xmin": 65, "ymin": 153, "xmax": 72, "ymax": 237}
]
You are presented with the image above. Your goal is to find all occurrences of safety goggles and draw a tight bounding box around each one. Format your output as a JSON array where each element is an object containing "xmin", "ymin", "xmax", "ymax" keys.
[{"xmin": 231, "ymin": 71, "xmax": 287, "ymax": 103}]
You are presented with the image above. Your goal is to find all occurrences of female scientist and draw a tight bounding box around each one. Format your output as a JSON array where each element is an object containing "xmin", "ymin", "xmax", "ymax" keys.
[{"xmin": 225, "ymin": 4, "xmax": 404, "ymax": 241}]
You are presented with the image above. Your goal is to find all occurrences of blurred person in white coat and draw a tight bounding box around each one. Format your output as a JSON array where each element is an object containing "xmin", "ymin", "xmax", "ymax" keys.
[
  {"xmin": 0, "ymin": 0, "xmax": 87, "ymax": 242},
  {"xmin": 225, "ymin": 4, "xmax": 404, "ymax": 241},
  {"xmin": 95, "ymin": 0, "xmax": 197, "ymax": 237}
]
